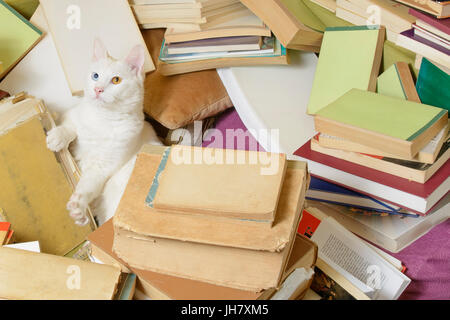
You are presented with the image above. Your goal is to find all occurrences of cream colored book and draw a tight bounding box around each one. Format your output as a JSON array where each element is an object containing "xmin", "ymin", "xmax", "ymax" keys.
[
  {"xmin": 0, "ymin": 247, "xmax": 121, "ymax": 300},
  {"xmin": 146, "ymin": 145, "xmax": 287, "ymax": 223},
  {"xmin": 112, "ymin": 145, "xmax": 310, "ymax": 291},
  {"xmin": 39, "ymin": 0, "xmax": 155, "ymax": 96}
]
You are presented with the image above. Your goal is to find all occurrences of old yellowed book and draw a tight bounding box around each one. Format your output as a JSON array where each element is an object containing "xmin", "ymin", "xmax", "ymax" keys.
[
  {"xmin": 148, "ymin": 145, "xmax": 287, "ymax": 223},
  {"xmin": 113, "ymin": 145, "xmax": 310, "ymax": 291},
  {"xmin": 0, "ymin": 95, "xmax": 95, "ymax": 255},
  {"xmin": 0, "ymin": 247, "xmax": 120, "ymax": 300}
]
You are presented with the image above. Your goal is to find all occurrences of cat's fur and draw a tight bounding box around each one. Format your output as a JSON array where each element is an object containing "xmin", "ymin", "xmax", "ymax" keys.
[{"xmin": 47, "ymin": 39, "xmax": 161, "ymax": 225}]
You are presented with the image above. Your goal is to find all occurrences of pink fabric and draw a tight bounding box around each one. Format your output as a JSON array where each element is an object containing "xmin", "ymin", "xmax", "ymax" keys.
[{"xmin": 203, "ymin": 108, "xmax": 450, "ymax": 300}]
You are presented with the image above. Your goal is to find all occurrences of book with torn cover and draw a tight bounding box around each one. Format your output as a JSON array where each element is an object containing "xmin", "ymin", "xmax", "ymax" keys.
[
  {"xmin": 39, "ymin": 0, "xmax": 155, "ymax": 95},
  {"xmin": 145, "ymin": 145, "xmax": 287, "ymax": 223},
  {"xmin": 0, "ymin": 0, "xmax": 43, "ymax": 79},
  {"xmin": 314, "ymin": 89, "xmax": 448, "ymax": 158},
  {"xmin": 112, "ymin": 144, "xmax": 310, "ymax": 291},
  {"xmin": 240, "ymin": 0, "xmax": 324, "ymax": 51},
  {"xmin": 307, "ymin": 26, "xmax": 385, "ymax": 115},
  {"xmin": 298, "ymin": 207, "xmax": 411, "ymax": 300},
  {"xmin": 0, "ymin": 95, "xmax": 96, "ymax": 255},
  {"xmin": 89, "ymin": 219, "xmax": 318, "ymax": 300},
  {"xmin": 0, "ymin": 247, "xmax": 121, "ymax": 300}
]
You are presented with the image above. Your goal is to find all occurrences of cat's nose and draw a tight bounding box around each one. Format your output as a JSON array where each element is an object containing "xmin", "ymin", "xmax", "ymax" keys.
[{"xmin": 94, "ymin": 87, "xmax": 104, "ymax": 97}]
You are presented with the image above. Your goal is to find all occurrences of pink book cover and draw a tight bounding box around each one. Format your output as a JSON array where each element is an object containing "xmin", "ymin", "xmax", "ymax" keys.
[{"xmin": 409, "ymin": 8, "xmax": 450, "ymax": 34}]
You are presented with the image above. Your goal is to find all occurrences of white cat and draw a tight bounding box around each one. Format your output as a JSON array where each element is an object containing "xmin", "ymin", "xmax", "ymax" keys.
[{"xmin": 47, "ymin": 39, "xmax": 161, "ymax": 226}]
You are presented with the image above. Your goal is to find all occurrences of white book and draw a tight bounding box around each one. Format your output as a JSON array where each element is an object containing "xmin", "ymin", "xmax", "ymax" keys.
[
  {"xmin": 217, "ymin": 50, "xmax": 318, "ymax": 156},
  {"xmin": 307, "ymin": 209, "xmax": 411, "ymax": 300},
  {"xmin": 307, "ymin": 195, "xmax": 450, "ymax": 253},
  {"xmin": 5, "ymin": 241, "xmax": 41, "ymax": 253}
]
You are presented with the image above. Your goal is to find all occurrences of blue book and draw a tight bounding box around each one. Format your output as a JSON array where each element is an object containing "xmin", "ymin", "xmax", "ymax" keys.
[{"xmin": 306, "ymin": 177, "xmax": 418, "ymax": 217}]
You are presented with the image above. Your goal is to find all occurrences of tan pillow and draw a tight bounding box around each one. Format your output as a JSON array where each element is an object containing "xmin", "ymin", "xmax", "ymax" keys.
[{"xmin": 142, "ymin": 29, "xmax": 233, "ymax": 130}]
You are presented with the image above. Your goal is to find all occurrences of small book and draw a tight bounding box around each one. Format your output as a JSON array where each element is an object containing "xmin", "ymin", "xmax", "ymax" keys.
[
  {"xmin": 307, "ymin": 26, "xmax": 385, "ymax": 115},
  {"xmin": 0, "ymin": 0, "xmax": 43, "ymax": 79},
  {"xmin": 314, "ymin": 88, "xmax": 448, "ymax": 158},
  {"xmin": 0, "ymin": 222, "xmax": 10, "ymax": 245},
  {"xmin": 416, "ymin": 57, "xmax": 450, "ymax": 112},
  {"xmin": 166, "ymin": 35, "xmax": 262, "ymax": 54},
  {"xmin": 146, "ymin": 145, "xmax": 287, "ymax": 223},
  {"xmin": 240, "ymin": 0, "xmax": 324, "ymax": 52},
  {"xmin": 0, "ymin": 247, "xmax": 121, "ymax": 300},
  {"xmin": 377, "ymin": 62, "xmax": 421, "ymax": 103}
]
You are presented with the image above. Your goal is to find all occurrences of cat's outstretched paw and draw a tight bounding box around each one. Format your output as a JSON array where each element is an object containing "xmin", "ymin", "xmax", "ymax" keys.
[
  {"xmin": 67, "ymin": 193, "xmax": 89, "ymax": 226},
  {"xmin": 47, "ymin": 127, "xmax": 70, "ymax": 152}
]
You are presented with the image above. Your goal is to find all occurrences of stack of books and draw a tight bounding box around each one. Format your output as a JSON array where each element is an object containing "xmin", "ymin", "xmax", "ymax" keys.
[
  {"xmin": 90, "ymin": 144, "xmax": 318, "ymax": 299},
  {"xmin": 396, "ymin": 8, "xmax": 450, "ymax": 72},
  {"xmin": 294, "ymin": 26, "xmax": 449, "ymax": 223},
  {"xmin": 131, "ymin": 0, "xmax": 244, "ymax": 30}
]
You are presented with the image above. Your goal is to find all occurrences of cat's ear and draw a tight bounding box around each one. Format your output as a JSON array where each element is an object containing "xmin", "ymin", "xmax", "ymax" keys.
[
  {"xmin": 93, "ymin": 38, "xmax": 108, "ymax": 62},
  {"xmin": 125, "ymin": 45, "xmax": 145, "ymax": 76}
]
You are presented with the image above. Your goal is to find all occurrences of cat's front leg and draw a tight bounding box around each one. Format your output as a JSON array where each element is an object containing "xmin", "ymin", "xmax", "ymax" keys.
[
  {"xmin": 67, "ymin": 168, "xmax": 111, "ymax": 226},
  {"xmin": 46, "ymin": 126, "xmax": 77, "ymax": 152}
]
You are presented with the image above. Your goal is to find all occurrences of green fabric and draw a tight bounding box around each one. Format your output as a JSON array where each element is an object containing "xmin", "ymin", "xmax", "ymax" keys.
[
  {"xmin": 316, "ymin": 89, "xmax": 447, "ymax": 141},
  {"xmin": 416, "ymin": 58, "xmax": 450, "ymax": 112},
  {"xmin": 5, "ymin": 0, "xmax": 38, "ymax": 19},
  {"xmin": 299, "ymin": 0, "xmax": 417, "ymax": 76}
]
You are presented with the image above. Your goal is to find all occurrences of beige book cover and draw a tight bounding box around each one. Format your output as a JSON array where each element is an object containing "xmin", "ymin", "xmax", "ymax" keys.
[
  {"xmin": 39, "ymin": 0, "xmax": 155, "ymax": 96},
  {"xmin": 148, "ymin": 145, "xmax": 287, "ymax": 223},
  {"xmin": 0, "ymin": 95, "xmax": 95, "ymax": 255},
  {"xmin": 0, "ymin": 247, "xmax": 121, "ymax": 300}
]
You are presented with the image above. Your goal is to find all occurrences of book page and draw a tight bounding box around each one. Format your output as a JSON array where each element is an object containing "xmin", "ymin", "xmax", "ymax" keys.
[{"xmin": 311, "ymin": 217, "xmax": 411, "ymax": 300}]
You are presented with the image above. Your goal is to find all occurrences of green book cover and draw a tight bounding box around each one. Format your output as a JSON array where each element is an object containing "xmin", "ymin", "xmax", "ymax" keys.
[
  {"xmin": 316, "ymin": 88, "xmax": 447, "ymax": 141},
  {"xmin": 307, "ymin": 25, "xmax": 384, "ymax": 114},
  {"xmin": 279, "ymin": 0, "xmax": 325, "ymax": 32},
  {"xmin": 416, "ymin": 58, "xmax": 450, "ymax": 113},
  {"xmin": 377, "ymin": 64, "xmax": 407, "ymax": 100},
  {"xmin": 0, "ymin": 0, "xmax": 41, "ymax": 77}
]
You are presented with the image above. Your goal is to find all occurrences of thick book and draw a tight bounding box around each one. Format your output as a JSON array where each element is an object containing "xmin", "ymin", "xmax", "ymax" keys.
[
  {"xmin": 0, "ymin": 0, "xmax": 43, "ymax": 79},
  {"xmin": 240, "ymin": 0, "xmax": 324, "ymax": 52},
  {"xmin": 39, "ymin": 0, "xmax": 155, "ymax": 96},
  {"xmin": 158, "ymin": 38, "xmax": 288, "ymax": 75},
  {"xmin": 377, "ymin": 62, "xmax": 421, "ymax": 103},
  {"xmin": 307, "ymin": 26, "xmax": 385, "ymax": 115},
  {"xmin": 314, "ymin": 89, "xmax": 448, "ymax": 158},
  {"xmin": 0, "ymin": 95, "xmax": 96, "ymax": 255},
  {"xmin": 416, "ymin": 57, "xmax": 450, "ymax": 112},
  {"xmin": 164, "ymin": 8, "xmax": 271, "ymax": 43},
  {"xmin": 293, "ymin": 140, "xmax": 450, "ymax": 215},
  {"xmin": 311, "ymin": 133, "xmax": 450, "ymax": 183},
  {"xmin": 216, "ymin": 49, "xmax": 318, "ymax": 155},
  {"xmin": 146, "ymin": 145, "xmax": 287, "ymax": 223},
  {"xmin": 297, "ymin": 206, "xmax": 411, "ymax": 300},
  {"xmin": 409, "ymin": 8, "xmax": 450, "ymax": 35},
  {"xmin": 307, "ymin": 176, "xmax": 409, "ymax": 215},
  {"xmin": 306, "ymin": 197, "xmax": 449, "ymax": 253},
  {"xmin": 394, "ymin": 0, "xmax": 450, "ymax": 19},
  {"xmin": 89, "ymin": 219, "xmax": 318, "ymax": 300},
  {"xmin": 0, "ymin": 247, "xmax": 121, "ymax": 300},
  {"xmin": 112, "ymin": 145, "xmax": 309, "ymax": 291}
]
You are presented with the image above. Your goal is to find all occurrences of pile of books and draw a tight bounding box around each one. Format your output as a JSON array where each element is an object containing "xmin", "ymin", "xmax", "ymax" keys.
[
  {"xmin": 87, "ymin": 144, "xmax": 319, "ymax": 299},
  {"xmin": 293, "ymin": 25, "xmax": 449, "ymax": 251}
]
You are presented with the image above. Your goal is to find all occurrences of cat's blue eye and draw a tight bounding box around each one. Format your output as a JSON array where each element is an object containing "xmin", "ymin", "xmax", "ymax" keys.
[{"xmin": 91, "ymin": 72, "xmax": 99, "ymax": 81}]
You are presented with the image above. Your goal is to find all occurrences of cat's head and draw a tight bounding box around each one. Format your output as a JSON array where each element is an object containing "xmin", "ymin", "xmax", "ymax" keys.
[{"xmin": 85, "ymin": 39, "xmax": 145, "ymax": 107}]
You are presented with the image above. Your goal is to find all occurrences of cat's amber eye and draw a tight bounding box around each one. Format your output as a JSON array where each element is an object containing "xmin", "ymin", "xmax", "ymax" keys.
[{"xmin": 112, "ymin": 76, "xmax": 122, "ymax": 85}]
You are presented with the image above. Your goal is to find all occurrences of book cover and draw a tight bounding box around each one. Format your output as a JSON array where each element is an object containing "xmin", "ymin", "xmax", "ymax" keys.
[
  {"xmin": 307, "ymin": 26, "xmax": 385, "ymax": 115},
  {"xmin": 416, "ymin": 57, "xmax": 450, "ymax": 112},
  {"xmin": 377, "ymin": 62, "xmax": 421, "ymax": 103},
  {"xmin": 0, "ymin": 0, "xmax": 42, "ymax": 79}
]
